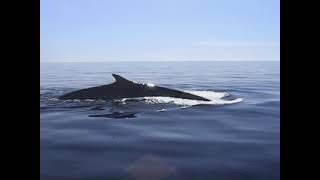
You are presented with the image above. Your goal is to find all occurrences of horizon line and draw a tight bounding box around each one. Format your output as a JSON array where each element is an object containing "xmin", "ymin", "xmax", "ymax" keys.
[{"xmin": 40, "ymin": 59, "xmax": 280, "ymax": 63}]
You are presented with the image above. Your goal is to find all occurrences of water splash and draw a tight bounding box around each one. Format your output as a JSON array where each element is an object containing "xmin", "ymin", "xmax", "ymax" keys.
[{"xmin": 122, "ymin": 90, "xmax": 243, "ymax": 106}]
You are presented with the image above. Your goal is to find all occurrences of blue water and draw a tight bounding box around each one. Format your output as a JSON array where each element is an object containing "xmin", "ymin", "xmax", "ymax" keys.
[{"xmin": 40, "ymin": 61, "xmax": 280, "ymax": 180}]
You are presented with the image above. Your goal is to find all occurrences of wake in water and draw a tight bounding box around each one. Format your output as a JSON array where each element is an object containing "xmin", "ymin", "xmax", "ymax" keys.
[
  {"xmin": 119, "ymin": 90, "xmax": 243, "ymax": 106},
  {"xmin": 41, "ymin": 89, "xmax": 243, "ymax": 118},
  {"xmin": 41, "ymin": 89, "xmax": 243, "ymax": 107}
]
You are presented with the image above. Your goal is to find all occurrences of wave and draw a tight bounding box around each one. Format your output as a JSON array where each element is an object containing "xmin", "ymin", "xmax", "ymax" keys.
[
  {"xmin": 42, "ymin": 89, "xmax": 243, "ymax": 107},
  {"xmin": 121, "ymin": 90, "xmax": 243, "ymax": 106}
]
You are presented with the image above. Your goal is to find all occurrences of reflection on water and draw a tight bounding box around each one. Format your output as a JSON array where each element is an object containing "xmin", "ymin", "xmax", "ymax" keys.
[
  {"xmin": 126, "ymin": 154, "xmax": 176, "ymax": 180},
  {"xmin": 89, "ymin": 111, "xmax": 139, "ymax": 119}
]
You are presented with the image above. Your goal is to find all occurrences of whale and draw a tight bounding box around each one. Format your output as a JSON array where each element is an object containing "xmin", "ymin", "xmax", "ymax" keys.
[{"xmin": 59, "ymin": 74, "xmax": 210, "ymax": 101}]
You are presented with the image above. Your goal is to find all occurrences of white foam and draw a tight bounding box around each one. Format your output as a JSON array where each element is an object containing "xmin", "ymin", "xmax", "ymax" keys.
[{"xmin": 122, "ymin": 90, "xmax": 243, "ymax": 106}]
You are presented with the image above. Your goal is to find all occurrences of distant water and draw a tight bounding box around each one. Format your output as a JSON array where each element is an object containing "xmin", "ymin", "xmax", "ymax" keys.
[{"xmin": 40, "ymin": 61, "xmax": 280, "ymax": 180}]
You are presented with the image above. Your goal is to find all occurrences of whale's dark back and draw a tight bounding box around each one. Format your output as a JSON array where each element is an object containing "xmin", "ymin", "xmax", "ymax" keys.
[{"xmin": 59, "ymin": 74, "xmax": 210, "ymax": 101}]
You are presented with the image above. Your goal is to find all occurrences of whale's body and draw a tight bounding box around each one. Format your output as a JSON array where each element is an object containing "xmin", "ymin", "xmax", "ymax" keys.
[{"xmin": 59, "ymin": 74, "xmax": 210, "ymax": 101}]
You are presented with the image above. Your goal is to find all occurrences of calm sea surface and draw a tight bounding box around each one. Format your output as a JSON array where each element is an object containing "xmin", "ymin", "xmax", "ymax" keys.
[{"xmin": 40, "ymin": 61, "xmax": 280, "ymax": 180}]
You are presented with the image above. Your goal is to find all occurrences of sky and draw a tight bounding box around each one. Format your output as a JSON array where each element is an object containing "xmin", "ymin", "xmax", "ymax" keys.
[{"xmin": 40, "ymin": 0, "xmax": 280, "ymax": 62}]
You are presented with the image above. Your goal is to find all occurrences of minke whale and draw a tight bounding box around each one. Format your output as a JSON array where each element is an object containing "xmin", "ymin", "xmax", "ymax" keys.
[{"xmin": 59, "ymin": 74, "xmax": 210, "ymax": 101}]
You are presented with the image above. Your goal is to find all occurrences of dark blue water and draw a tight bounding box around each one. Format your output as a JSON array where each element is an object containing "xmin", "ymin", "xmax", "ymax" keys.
[{"xmin": 40, "ymin": 61, "xmax": 280, "ymax": 180}]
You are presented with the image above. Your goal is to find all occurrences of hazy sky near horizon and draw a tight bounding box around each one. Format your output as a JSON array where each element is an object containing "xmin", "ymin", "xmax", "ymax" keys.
[{"xmin": 40, "ymin": 0, "xmax": 280, "ymax": 62}]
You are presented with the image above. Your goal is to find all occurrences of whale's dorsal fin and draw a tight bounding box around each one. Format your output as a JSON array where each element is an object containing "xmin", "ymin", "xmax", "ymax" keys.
[{"xmin": 112, "ymin": 74, "xmax": 133, "ymax": 84}]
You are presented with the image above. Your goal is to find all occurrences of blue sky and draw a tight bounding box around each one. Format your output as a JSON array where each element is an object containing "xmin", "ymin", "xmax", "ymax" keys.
[{"xmin": 40, "ymin": 0, "xmax": 280, "ymax": 62}]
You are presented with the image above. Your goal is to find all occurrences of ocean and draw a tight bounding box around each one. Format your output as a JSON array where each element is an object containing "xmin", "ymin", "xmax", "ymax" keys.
[{"xmin": 40, "ymin": 61, "xmax": 280, "ymax": 180}]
